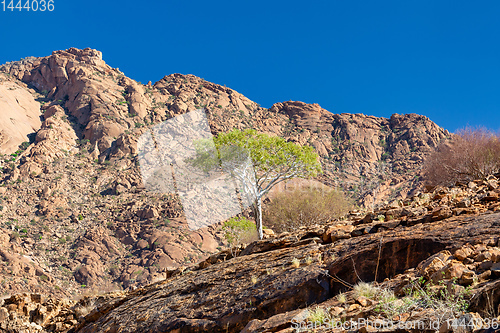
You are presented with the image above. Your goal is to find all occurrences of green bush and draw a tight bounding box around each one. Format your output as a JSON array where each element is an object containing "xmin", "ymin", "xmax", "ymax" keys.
[
  {"xmin": 263, "ymin": 185, "xmax": 351, "ymax": 233},
  {"xmin": 223, "ymin": 216, "xmax": 258, "ymax": 247},
  {"xmin": 19, "ymin": 141, "xmax": 30, "ymax": 151}
]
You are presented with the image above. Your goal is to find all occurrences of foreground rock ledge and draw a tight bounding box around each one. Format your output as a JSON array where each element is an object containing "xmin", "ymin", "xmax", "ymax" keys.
[{"xmin": 65, "ymin": 212, "xmax": 500, "ymax": 333}]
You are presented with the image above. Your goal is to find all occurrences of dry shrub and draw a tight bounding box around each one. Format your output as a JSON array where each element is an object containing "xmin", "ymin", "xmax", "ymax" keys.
[
  {"xmin": 263, "ymin": 185, "xmax": 351, "ymax": 233},
  {"xmin": 424, "ymin": 127, "xmax": 500, "ymax": 187}
]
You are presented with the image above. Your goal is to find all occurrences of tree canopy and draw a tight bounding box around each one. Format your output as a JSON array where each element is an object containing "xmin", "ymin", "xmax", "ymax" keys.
[{"xmin": 188, "ymin": 129, "xmax": 322, "ymax": 239}]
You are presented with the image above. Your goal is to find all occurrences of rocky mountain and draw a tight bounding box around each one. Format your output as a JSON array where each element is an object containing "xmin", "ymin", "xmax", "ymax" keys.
[
  {"xmin": 0, "ymin": 47, "xmax": 456, "ymax": 331},
  {"xmin": 0, "ymin": 48, "xmax": 449, "ymax": 206}
]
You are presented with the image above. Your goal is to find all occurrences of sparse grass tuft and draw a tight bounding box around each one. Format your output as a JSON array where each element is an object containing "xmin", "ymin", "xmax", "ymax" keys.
[
  {"xmin": 337, "ymin": 292, "xmax": 347, "ymax": 304},
  {"xmin": 374, "ymin": 278, "xmax": 472, "ymax": 322},
  {"xmin": 307, "ymin": 307, "xmax": 330, "ymax": 325},
  {"xmin": 353, "ymin": 282, "xmax": 380, "ymax": 299}
]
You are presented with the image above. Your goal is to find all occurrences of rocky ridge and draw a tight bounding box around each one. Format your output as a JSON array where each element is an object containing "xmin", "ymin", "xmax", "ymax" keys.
[{"xmin": 1, "ymin": 48, "xmax": 449, "ymax": 208}]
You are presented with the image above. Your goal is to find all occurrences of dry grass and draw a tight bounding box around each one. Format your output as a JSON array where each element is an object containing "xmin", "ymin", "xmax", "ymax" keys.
[
  {"xmin": 306, "ymin": 307, "xmax": 330, "ymax": 325},
  {"xmin": 336, "ymin": 292, "xmax": 347, "ymax": 304},
  {"xmin": 73, "ymin": 298, "xmax": 96, "ymax": 319},
  {"xmin": 352, "ymin": 282, "xmax": 380, "ymax": 299},
  {"xmin": 375, "ymin": 278, "xmax": 472, "ymax": 322},
  {"xmin": 291, "ymin": 257, "xmax": 300, "ymax": 268}
]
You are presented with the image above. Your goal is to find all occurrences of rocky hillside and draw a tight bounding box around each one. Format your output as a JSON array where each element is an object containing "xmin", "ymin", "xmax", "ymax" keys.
[
  {"xmin": 70, "ymin": 174, "xmax": 500, "ymax": 333},
  {"xmin": 268, "ymin": 102, "xmax": 449, "ymax": 208},
  {"xmin": 0, "ymin": 48, "xmax": 450, "ymax": 303},
  {"xmin": 0, "ymin": 48, "xmax": 449, "ymax": 205},
  {"xmin": 1, "ymin": 174, "xmax": 500, "ymax": 332}
]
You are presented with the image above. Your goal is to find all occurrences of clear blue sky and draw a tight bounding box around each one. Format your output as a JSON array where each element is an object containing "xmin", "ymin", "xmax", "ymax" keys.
[{"xmin": 1, "ymin": 0, "xmax": 499, "ymax": 132}]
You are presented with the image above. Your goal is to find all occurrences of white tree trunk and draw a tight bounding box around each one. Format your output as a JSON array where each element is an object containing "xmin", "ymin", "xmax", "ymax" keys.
[{"xmin": 255, "ymin": 197, "xmax": 263, "ymax": 240}]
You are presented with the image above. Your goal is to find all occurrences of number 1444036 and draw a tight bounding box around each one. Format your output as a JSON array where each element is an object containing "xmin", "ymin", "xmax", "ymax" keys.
[{"xmin": 2, "ymin": 0, "xmax": 54, "ymax": 11}]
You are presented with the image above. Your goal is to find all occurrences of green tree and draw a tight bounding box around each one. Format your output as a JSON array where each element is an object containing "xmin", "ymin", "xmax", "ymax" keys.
[{"xmin": 188, "ymin": 129, "xmax": 322, "ymax": 239}]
